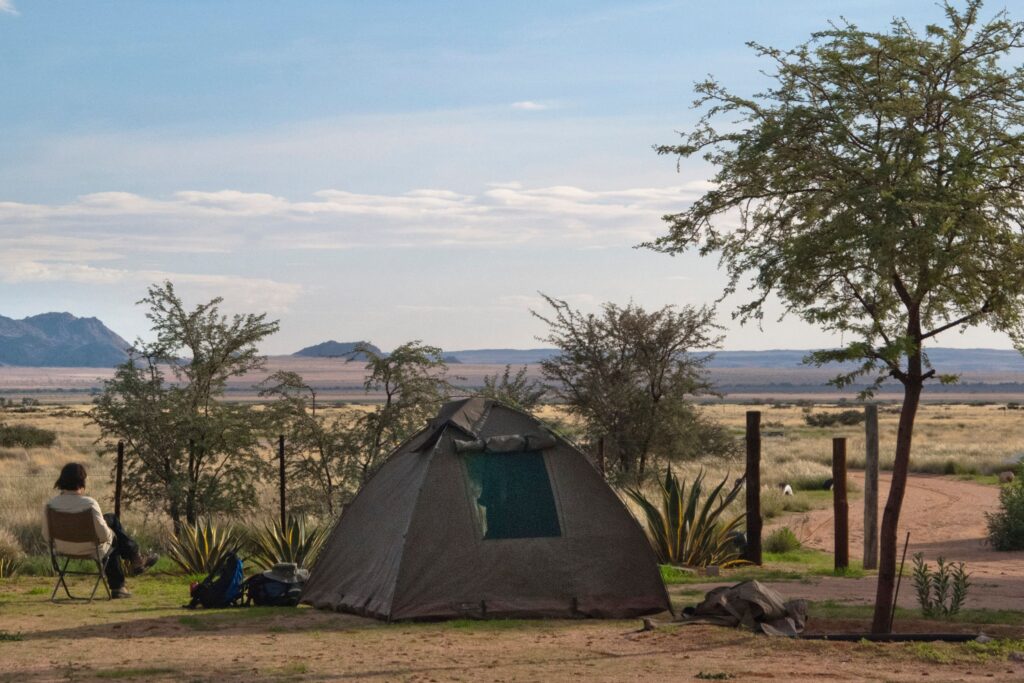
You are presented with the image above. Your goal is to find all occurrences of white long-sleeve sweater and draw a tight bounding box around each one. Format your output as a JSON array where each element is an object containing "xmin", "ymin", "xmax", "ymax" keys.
[{"xmin": 41, "ymin": 491, "xmax": 114, "ymax": 558}]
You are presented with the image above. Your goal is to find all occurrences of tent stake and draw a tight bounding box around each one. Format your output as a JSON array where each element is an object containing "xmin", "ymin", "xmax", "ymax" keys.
[{"xmin": 888, "ymin": 531, "xmax": 911, "ymax": 633}]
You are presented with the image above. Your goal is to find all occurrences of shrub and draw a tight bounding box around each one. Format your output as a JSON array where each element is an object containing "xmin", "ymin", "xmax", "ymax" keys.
[
  {"xmin": 987, "ymin": 478, "xmax": 1024, "ymax": 551},
  {"xmin": 0, "ymin": 527, "xmax": 24, "ymax": 578},
  {"xmin": 167, "ymin": 519, "xmax": 242, "ymax": 575},
  {"xmin": 0, "ymin": 423, "xmax": 56, "ymax": 448},
  {"xmin": 764, "ymin": 527, "xmax": 801, "ymax": 553},
  {"xmin": 625, "ymin": 468, "xmax": 746, "ymax": 568},
  {"xmin": 8, "ymin": 521, "xmax": 45, "ymax": 557},
  {"xmin": 804, "ymin": 410, "xmax": 865, "ymax": 428},
  {"xmin": 911, "ymin": 553, "xmax": 969, "ymax": 617},
  {"xmin": 245, "ymin": 516, "xmax": 329, "ymax": 570}
]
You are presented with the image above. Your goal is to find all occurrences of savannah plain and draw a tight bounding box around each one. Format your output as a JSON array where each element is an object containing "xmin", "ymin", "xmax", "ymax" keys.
[{"xmin": 1, "ymin": 361, "xmax": 1023, "ymax": 681}]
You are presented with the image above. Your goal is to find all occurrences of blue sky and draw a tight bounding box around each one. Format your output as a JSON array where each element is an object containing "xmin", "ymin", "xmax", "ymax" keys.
[{"xmin": 0, "ymin": 1, "xmax": 1015, "ymax": 353}]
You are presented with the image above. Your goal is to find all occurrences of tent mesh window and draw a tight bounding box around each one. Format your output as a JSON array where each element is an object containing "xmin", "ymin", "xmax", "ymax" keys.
[{"xmin": 465, "ymin": 451, "xmax": 561, "ymax": 539}]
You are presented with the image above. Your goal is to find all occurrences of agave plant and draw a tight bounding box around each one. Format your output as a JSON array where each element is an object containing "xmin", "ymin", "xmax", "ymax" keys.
[
  {"xmin": 167, "ymin": 519, "xmax": 241, "ymax": 575},
  {"xmin": 246, "ymin": 516, "xmax": 329, "ymax": 570},
  {"xmin": 626, "ymin": 468, "xmax": 747, "ymax": 568}
]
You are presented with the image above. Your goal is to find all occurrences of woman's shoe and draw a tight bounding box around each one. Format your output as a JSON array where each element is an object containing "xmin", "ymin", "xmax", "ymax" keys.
[
  {"xmin": 111, "ymin": 587, "xmax": 132, "ymax": 599},
  {"xmin": 131, "ymin": 553, "xmax": 160, "ymax": 576}
]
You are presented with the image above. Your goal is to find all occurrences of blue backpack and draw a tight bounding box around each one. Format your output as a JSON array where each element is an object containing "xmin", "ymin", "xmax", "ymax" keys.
[{"xmin": 187, "ymin": 551, "xmax": 244, "ymax": 609}]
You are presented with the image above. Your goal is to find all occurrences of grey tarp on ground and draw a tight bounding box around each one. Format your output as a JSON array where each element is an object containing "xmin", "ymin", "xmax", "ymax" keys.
[
  {"xmin": 680, "ymin": 580, "xmax": 808, "ymax": 636},
  {"xmin": 301, "ymin": 397, "xmax": 671, "ymax": 621}
]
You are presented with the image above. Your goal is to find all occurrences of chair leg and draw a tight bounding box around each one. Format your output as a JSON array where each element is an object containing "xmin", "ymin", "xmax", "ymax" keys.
[
  {"xmin": 89, "ymin": 555, "xmax": 112, "ymax": 602},
  {"xmin": 50, "ymin": 557, "xmax": 73, "ymax": 602},
  {"xmin": 50, "ymin": 555, "xmax": 112, "ymax": 602}
]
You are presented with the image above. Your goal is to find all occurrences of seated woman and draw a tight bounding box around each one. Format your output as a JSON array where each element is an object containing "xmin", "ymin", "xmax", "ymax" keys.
[{"xmin": 42, "ymin": 462, "xmax": 158, "ymax": 599}]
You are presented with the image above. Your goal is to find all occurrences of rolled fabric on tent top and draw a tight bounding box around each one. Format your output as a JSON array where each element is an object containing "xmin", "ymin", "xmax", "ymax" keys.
[{"xmin": 453, "ymin": 432, "xmax": 559, "ymax": 454}]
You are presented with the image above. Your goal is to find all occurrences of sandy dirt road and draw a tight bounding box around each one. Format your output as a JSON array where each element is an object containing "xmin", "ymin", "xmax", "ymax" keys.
[{"xmin": 696, "ymin": 473, "xmax": 1024, "ymax": 610}]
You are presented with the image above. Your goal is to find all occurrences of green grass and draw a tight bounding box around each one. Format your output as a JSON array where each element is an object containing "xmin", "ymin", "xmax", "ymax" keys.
[
  {"xmin": 909, "ymin": 639, "xmax": 1024, "ymax": 665},
  {"xmin": 0, "ymin": 631, "xmax": 24, "ymax": 641},
  {"xmin": 660, "ymin": 548, "xmax": 868, "ymax": 586},
  {"xmin": 811, "ymin": 600, "xmax": 1024, "ymax": 626},
  {"xmin": 94, "ymin": 667, "xmax": 180, "ymax": 679},
  {"xmin": 956, "ymin": 473, "xmax": 1001, "ymax": 486},
  {"xmin": 765, "ymin": 549, "xmax": 868, "ymax": 578},
  {"xmin": 661, "ymin": 563, "xmax": 805, "ymax": 585}
]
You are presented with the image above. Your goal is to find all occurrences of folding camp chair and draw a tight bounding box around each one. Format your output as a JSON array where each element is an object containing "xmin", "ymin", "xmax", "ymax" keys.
[{"xmin": 45, "ymin": 507, "xmax": 112, "ymax": 603}]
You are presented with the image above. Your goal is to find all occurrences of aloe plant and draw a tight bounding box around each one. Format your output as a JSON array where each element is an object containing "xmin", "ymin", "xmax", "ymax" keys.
[
  {"xmin": 246, "ymin": 516, "xmax": 329, "ymax": 570},
  {"xmin": 626, "ymin": 468, "xmax": 746, "ymax": 568},
  {"xmin": 167, "ymin": 519, "xmax": 241, "ymax": 574}
]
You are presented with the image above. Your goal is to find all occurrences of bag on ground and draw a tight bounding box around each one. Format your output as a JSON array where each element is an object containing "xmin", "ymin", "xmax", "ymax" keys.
[
  {"xmin": 187, "ymin": 551, "xmax": 244, "ymax": 609},
  {"xmin": 242, "ymin": 562, "xmax": 309, "ymax": 607}
]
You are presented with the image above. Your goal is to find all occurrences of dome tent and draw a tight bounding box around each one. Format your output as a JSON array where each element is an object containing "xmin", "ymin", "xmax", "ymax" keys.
[{"xmin": 302, "ymin": 397, "xmax": 671, "ymax": 620}]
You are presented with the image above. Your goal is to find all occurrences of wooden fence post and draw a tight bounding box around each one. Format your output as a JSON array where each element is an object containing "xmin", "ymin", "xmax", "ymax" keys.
[
  {"xmin": 745, "ymin": 410, "xmax": 762, "ymax": 565},
  {"xmin": 864, "ymin": 404, "xmax": 879, "ymax": 570},
  {"xmin": 114, "ymin": 440, "xmax": 125, "ymax": 519},
  {"xmin": 278, "ymin": 434, "xmax": 287, "ymax": 531},
  {"xmin": 833, "ymin": 437, "xmax": 849, "ymax": 571}
]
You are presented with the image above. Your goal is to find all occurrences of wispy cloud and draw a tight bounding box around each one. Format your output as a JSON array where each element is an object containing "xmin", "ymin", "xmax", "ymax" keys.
[
  {"xmin": 511, "ymin": 101, "xmax": 550, "ymax": 111},
  {"xmin": 0, "ymin": 257, "xmax": 304, "ymax": 313},
  {"xmin": 0, "ymin": 181, "xmax": 711, "ymax": 310},
  {"xmin": 0, "ymin": 182, "xmax": 711, "ymax": 254},
  {"xmin": 0, "ymin": 0, "xmax": 18, "ymax": 15}
]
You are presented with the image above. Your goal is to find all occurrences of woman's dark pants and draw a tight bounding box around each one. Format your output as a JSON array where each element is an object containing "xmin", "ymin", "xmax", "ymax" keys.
[{"xmin": 102, "ymin": 513, "xmax": 139, "ymax": 589}]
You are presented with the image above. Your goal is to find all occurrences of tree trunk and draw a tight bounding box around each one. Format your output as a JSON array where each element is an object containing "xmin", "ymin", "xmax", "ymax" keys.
[
  {"xmin": 870, "ymin": 377, "xmax": 923, "ymax": 633},
  {"xmin": 169, "ymin": 501, "xmax": 182, "ymax": 537}
]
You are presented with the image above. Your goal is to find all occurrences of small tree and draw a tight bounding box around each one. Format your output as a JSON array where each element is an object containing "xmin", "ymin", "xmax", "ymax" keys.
[
  {"xmin": 476, "ymin": 365, "xmax": 547, "ymax": 411},
  {"xmin": 351, "ymin": 341, "xmax": 455, "ymax": 481},
  {"xmin": 534, "ymin": 294, "xmax": 733, "ymax": 480},
  {"xmin": 92, "ymin": 282, "xmax": 279, "ymax": 534},
  {"xmin": 259, "ymin": 371, "xmax": 363, "ymax": 516},
  {"xmin": 647, "ymin": 2, "xmax": 1024, "ymax": 631}
]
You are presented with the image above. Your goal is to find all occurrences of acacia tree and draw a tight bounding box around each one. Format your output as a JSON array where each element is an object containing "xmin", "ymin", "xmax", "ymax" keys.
[
  {"xmin": 259, "ymin": 371, "xmax": 361, "ymax": 516},
  {"xmin": 93, "ymin": 282, "xmax": 279, "ymax": 534},
  {"xmin": 476, "ymin": 365, "xmax": 548, "ymax": 411},
  {"xmin": 351, "ymin": 341, "xmax": 455, "ymax": 480},
  {"xmin": 647, "ymin": 1, "xmax": 1024, "ymax": 632},
  {"xmin": 534, "ymin": 294, "xmax": 733, "ymax": 480}
]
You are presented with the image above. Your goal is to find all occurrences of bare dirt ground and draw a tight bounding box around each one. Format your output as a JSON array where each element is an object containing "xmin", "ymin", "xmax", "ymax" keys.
[
  {"xmin": 2, "ymin": 475, "xmax": 1022, "ymax": 681},
  {"xmin": 749, "ymin": 473, "xmax": 1024, "ymax": 611},
  {"xmin": 0, "ymin": 592, "xmax": 1021, "ymax": 683}
]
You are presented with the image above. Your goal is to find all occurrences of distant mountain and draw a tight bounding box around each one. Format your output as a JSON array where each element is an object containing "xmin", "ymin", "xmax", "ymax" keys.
[
  {"xmin": 0, "ymin": 312, "xmax": 129, "ymax": 367},
  {"xmin": 429, "ymin": 347, "xmax": 1024, "ymax": 374},
  {"xmin": 293, "ymin": 340, "xmax": 382, "ymax": 360}
]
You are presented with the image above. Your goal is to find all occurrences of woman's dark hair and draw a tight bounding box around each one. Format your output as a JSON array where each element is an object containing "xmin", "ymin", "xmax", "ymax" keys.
[{"xmin": 55, "ymin": 462, "xmax": 87, "ymax": 491}]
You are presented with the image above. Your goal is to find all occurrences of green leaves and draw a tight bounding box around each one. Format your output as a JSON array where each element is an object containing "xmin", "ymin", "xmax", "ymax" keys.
[
  {"xmin": 167, "ymin": 519, "xmax": 242, "ymax": 575},
  {"xmin": 245, "ymin": 516, "xmax": 329, "ymax": 571},
  {"xmin": 92, "ymin": 281, "xmax": 279, "ymax": 534},
  {"xmin": 647, "ymin": 2, "xmax": 1024, "ymax": 385},
  {"xmin": 911, "ymin": 552, "xmax": 971, "ymax": 617},
  {"xmin": 625, "ymin": 468, "xmax": 747, "ymax": 568},
  {"xmin": 534, "ymin": 294, "xmax": 733, "ymax": 479}
]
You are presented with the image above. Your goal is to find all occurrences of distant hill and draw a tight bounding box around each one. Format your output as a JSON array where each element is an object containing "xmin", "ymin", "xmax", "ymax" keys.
[
  {"xmin": 433, "ymin": 347, "xmax": 1024, "ymax": 374},
  {"xmin": 707, "ymin": 348, "xmax": 1024, "ymax": 373},
  {"xmin": 0, "ymin": 312, "xmax": 129, "ymax": 367},
  {"xmin": 293, "ymin": 340, "xmax": 382, "ymax": 360}
]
